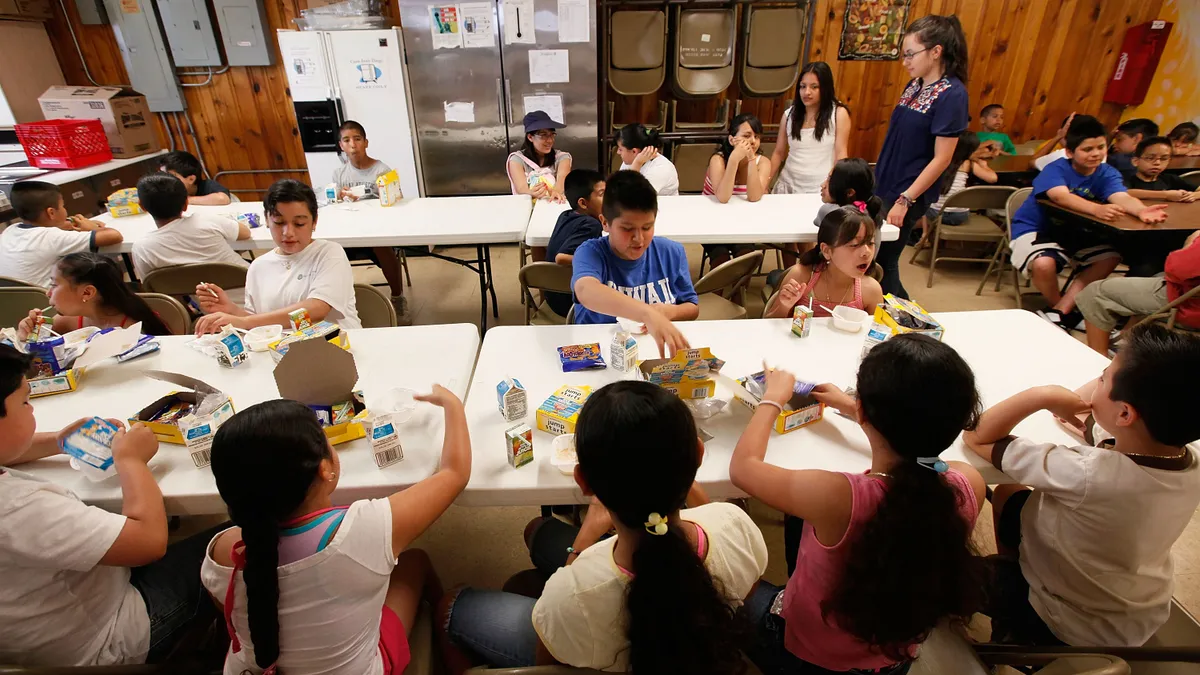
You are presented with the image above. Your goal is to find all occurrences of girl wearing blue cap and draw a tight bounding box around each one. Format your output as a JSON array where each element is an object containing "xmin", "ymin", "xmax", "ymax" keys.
[{"xmin": 508, "ymin": 111, "xmax": 572, "ymax": 202}]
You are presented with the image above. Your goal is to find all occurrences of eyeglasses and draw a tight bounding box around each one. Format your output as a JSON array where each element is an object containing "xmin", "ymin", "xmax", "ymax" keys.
[
  {"xmin": 901, "ymin": 47, "xmax": 928, "ymax": 61},
  {"xmin": 532, "ymin": 130, "xmax": 557, "ymax": 140},
  {"xmin": 1138, "ymin": 154, "xmax": 1171, "ymax": 163}
]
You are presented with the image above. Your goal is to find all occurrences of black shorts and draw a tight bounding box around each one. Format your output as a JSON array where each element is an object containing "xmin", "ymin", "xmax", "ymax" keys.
[{"xmin": 982, "ymin": 489, "xmax": 1066, "ymax": 646}]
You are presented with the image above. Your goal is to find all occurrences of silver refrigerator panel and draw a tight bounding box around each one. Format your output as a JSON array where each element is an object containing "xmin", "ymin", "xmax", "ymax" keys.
[
  {"xmin": 397, "ymin": 1, "xmax": 511, "ymax": 196},
  {"xmin": 499, "ymin": 0, "xmax": 598, "ymax": 174}
]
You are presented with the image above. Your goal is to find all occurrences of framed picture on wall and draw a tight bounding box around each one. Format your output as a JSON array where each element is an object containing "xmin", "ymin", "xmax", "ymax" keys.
[{"xmin": 838, "ymin": 0, "xmax": 912, "ymax": 61}]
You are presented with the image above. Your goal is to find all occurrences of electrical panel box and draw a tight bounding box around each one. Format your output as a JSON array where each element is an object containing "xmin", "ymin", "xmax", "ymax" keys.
[
  {"xmin": 73, "ymin": 0, "xmax": 109, "ymax": 25},
  {"xmin": 213, "ymin": 0, "xmax": 273, "ymax": 67},
  {"xmin": 156, "ymin": 0, "xmax": 224, "ymax": 67},
  {"xmin": 101, "ymin": 0, "xmax": 185, "ymax": 111}
]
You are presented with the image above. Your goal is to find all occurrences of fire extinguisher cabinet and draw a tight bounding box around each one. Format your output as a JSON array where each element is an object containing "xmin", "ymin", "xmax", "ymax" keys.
[{"xmin": 1104, "ymin": 21, "xmax": 1174, "ymax": 106}]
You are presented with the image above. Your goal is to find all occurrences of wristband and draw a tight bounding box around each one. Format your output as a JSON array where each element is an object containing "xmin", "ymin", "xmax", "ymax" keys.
[
  {"xmin": 566, "ymin": 546, "xmax": 577, "ymax": 556},
  {"xmin": 758, "ymin": 400, "xmax": 786, "ymax": 413},
  {"xmin": 896, "ymin": 193, "xmax": 915, "ymax": 208}
]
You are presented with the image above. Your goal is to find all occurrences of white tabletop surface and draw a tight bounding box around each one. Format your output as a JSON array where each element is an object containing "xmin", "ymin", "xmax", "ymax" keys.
[
  {"xmin": 17, "ymin": 325, "xmax": 481, "ymax": 515},
  {"xmin": 524, "ymin": 194, "xmax": 901, "ymax": 247},
  {"xmin": 27, "ymin": 151, "xmax": 167, "ymax": 186},
  {"xmin": 96, "ymin": 195, "xmax": 534, "ymax": 253},
  {"xmin": 461, "ymin": 310, "xmax": 1109, "ymax": 506}
]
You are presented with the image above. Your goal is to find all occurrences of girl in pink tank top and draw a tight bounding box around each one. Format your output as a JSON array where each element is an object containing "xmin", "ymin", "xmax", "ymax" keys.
[
  {"xmin": 765, "ymin": 205, "xmax": 884, "ymax": 319},
  {"xmin": 730, "ymin": 334, "xmax": 987, "ymax": 674}
]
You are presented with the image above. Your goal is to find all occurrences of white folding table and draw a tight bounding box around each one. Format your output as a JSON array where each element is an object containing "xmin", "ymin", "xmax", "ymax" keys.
[
  {"xmin": 18, "ymin": 325, "xmax": 481, "ymax": 515},
  {"xmin": 460, "ymin": 310, "xmax": 1108, "ymax": 506}
]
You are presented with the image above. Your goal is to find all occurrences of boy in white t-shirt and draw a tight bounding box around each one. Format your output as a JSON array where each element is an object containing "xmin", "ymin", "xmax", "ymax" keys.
[
  {"xmin": 0, "ymin": 345, "xmax": 219, "ymax": 666},
  {"xmin": 130, "ymin": 172, "xmax": 251, "ymax": 281},
  {"xmin": 965, "ymin": 324, "xmax": 1200, "ymax": 647},
  {"xmin": 0, "ymin": 181, "xmax": 123, "ymax": 287}
]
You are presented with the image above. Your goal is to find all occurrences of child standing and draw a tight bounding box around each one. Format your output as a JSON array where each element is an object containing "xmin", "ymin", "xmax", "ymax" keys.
[
  {"xmin": 978, "ymin": 104, "xmax": 1016, "ymax": 155},
  {"xmin": 0, "ymin": 181, "xmax": 122, "ymax": 287},
  {"xmin": 965, "ymin": 324, "xmax": 1200, "ymax": 647},
  {"xmin": 731, "ymin": 335, "xmax": 987, "ymax": 673},
  {"xmin": 1107, "ymin": 118, "xmax": 1159, "ymax": 177},
  {"xmin": 0, "ymin": 345, "xmax": 218, "ymax": 666},
  {"xmin": 544, "ymin": 169, "xmax": 605, "ymax": 317},
  {"xmin": 17, "ymin": 253, "xmax": 171, "ymax": 338},
  {"xmin": 202, "ymin": 385, "xmax": 470, "ymax": 674},
  {"xmin": 1008, "ymin": 115, "xmax": 1167, "ymax": 331},
  {"xmin": 1122, "ymin": 136, "xmax": 1200, "ymax": 202},
  {"xmin": 161, "ymin": 151, "xmax": 232, "ymax": 206}
]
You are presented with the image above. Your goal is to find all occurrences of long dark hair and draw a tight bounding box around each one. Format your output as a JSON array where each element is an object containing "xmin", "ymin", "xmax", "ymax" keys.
[
  {"xmin": 906, "ymin": 14, "xmax": 969, "ymax": 84},
  {"xmin": 824, "ymin": 334, "xmax": 986, "ymax": 661},
  {"xmin": 210, "ymin": 400, "xmax": 332, "ymax": 672},
  {"xmin": 615, "ymin": 123, "xmax": 661, "ymax": 152},
  {"xmin": 789, "ymin": 61, "xmax": 842, "ymax": 143},
  {"xmin": 826, "ymin": 158, "xmax": 883, "ymax": 224},
  {"xmin": 521, "ymin": 134, "xmax": 558, "ymax": 168},
  {"xmin": 575, "ymin": 381, "xmax": 746, "ymax": 675},
  {"xmin": 716, "ymin": 113, "xmax": 764, "ymax": 163},
  {"xmin": 56, "ymin": 253, "xmax": 170, "ymax": 336},
  {"xmin": 799, "ymin": 207, "xmax": 878, "ymax": 268},
  {"xmin": 939, "ymin": 130, "xmax": 979, "ymax": 193}
]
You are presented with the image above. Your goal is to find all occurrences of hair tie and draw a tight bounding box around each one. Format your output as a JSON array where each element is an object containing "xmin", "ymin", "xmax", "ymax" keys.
[
  {"xmin": 916, "ymin": 457, "xmax": 949, "ymax": 473},
  {"xmin": 852, "ymin": 200, "xmax": 868, "ymax": 214},
  {"xmin": 644, "ymin": 512, "xmax": 669, "ymax": 536}
]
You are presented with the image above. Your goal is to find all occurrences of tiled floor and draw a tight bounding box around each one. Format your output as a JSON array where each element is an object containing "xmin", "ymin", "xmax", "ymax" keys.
[{"xmin": 349, "ymin": 240, "xmax": 1200, "ymax": 620}]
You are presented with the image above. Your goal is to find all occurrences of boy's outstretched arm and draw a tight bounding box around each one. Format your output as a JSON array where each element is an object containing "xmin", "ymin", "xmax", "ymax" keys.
[{"xmin": 963, "ymin": 385, "xmax": 1091, "ymax": 463}]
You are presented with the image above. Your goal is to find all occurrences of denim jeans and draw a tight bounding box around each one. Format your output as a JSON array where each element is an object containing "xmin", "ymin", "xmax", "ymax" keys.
[
  {"xmin": 444, "ymin": 588, "xmax": 540, "ymax": 668},
  {"xmin": 876, "ymin": 198, "xmax": 926, "ymax": 299},
  {"xmin": 130, "ymin": 524, "xmax": 225, "ymax": 663}
]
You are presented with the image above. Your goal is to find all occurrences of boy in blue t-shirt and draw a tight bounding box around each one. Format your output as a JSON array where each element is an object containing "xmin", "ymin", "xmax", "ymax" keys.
[
  {"xmin": 571, "ymin": 170, "xmax": 698, "ymax": 355},
  {"xmin": 1009, "ymin": 115, "xmax": 1167, "ymax": 331}
]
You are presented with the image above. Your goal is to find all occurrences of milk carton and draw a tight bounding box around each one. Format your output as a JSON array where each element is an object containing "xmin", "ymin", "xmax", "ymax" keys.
[
  {"xmin": 60, "ymin": 417, "xmax": 120, "ymax": 481},
  {"xmin": 369, "ymin": 415, "xmax": 405, "ymax": 468},
  {"xmin": 609, "ymin": 331, "xmax": 638, "ymax": 372},
  {"xmin": 496, "ymin": 377, "xmax": 528, "ymax": 421}
]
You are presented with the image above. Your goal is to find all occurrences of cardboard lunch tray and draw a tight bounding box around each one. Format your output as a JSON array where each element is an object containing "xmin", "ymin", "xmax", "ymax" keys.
[
  {"xmin": 273, "ymin": 338, "xmax": 367, "ymax": 445},
  {"xmin": 130, "ymin": 370, "xmax": 235, "ymax": 445}
]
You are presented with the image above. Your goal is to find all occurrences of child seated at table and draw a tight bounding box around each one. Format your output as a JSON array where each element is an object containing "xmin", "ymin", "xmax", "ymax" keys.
[
  {"xmin": 439, "ymin": 380, "xmax": 768, "ymax": 674},
  {"xmin": 0, "ymin": 344, "xmax": 219, "ymax": 666},
  {"xmin": 544, "ymin": 169, "xmax": 605, "ymax": 317},
  {"xmin": 130, "ymin": 172, "xmax": 251, "ymax": 283},
  {"xmin": 1108, "ymin": 118, "xmax": 1159, "ymax": 177},
  {"xmin": 193, "ymin": 179, "xmax": 361, "ymax": 334},
  {"xmin": 764, "ymin": 206, "xmax": 883, "ymax": 319},
  {"xmin": 571, "ymin": 171, "xmax": 697, "ymax": 352},
  {"xmin": 202, "ymin": 386, "xmax": 470, "ymax": 675},
  {"xmin": 1122, "ymin": 136, "xmax": 1200, "ymax": 202},
  {"xmin": 1008, "ymin": 115, "xmax": 1167, "ymax": 331},
  {"xmin": 964, "ymin": 324, "xmax": 1200, "ymax": 647},
  {"xmin": 813, "ymin": 157, "xmax": 882, "ymax": 227},
  {"xmin": 0, "ymin": 181, "xmax": 122, "ymax": 288},
  {"xmin": 1168, "ymin": 122, "xmax": 1199, "ymax": 156},
  {"xmin": 332, "ymin": 120, "xmax": 409, "ymax": 323},
  {"xmin": 161, "ymin": 150, "xmax": 232, "ymax": 206},
  {"xmin": 16, "ymin": 253, "xmax": 170, "ymax": 338},
  {"xmin": 702, "ymin": 113, "xmax": 774, "ymax": 268},
  {"xmin": 927, "ymin": 130, "xmax": 999, "ymax": 226},
  {"xmin": 731, "ymin": 335, "xmax": 987, "ymax": 674},
  {"xmin": 1077, "ymin": 231, "xmax": 1200, "ymax": 355},
  {"xmin": 978, "ymin": 103, "xmax": 1016, "ymax": 155}
]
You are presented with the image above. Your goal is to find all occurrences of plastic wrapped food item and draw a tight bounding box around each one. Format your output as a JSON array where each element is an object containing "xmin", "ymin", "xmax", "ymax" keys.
[{"xmin": 557, "ymin": 343, "xmax": 605, "ymax": 372}]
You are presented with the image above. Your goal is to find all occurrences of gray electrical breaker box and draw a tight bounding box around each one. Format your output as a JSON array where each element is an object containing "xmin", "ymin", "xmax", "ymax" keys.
[
  {"xmin": 156, "ymin": 0, "xmax": 224, "ymax": 67},
  {"xmin": 213, "ymin": 0, "xmax": 273, "ymax": 67},
  {"xmin": 101, "ymin": 0, "xmax": 185, "ymax": 111}
]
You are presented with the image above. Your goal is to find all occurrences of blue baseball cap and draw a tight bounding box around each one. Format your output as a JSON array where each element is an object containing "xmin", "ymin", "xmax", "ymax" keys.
[{"xmin": 523, "ymin": 110, "xmax": 566, "ymax": 133}]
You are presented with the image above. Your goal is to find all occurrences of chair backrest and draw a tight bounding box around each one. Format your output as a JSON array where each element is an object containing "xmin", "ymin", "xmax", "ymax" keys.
[
  {"xmin": 867, "ymin": 262, "xmax": 883, "ymax": 283},
  {"xmin": 673, "ymin": 143, "xmax": 720, "ymax": 193},
  {"xmin": 673, "ymin": 7, "xmax": 736, "ymax": 97},
  {"xmin": 609, "ymin": 11, "xmax": 667, "ymax": 96},
  {"xmin": 137, "ymin": 293, "xmax": 190, "ymax": 335},
  {"xmin": 941, "ymin": 185, "xmax": 1017, "ymax": 212},
  {"xmin": 353, "ymin": 283, "xmax": 398, "ymax": 328},
  {"xmin": 0, "ymin": 286, "xmax": 49, "ymax": 329},
  {"xmin": 694, "ymin": 250, "xmax": 763, "ymax": 295},
  {"xmin": 1005, "ymin": 187, "xmax": 1033, "ymax": 238},
  {"xmin": 1182, "ymin": 170, "xmax": 1200, "ymax": 189},
  {"xmin": 519, "ymin": 262, "xmax": 573, "ymax": 294},
  {"xmin": 741, "ymin": 6, "xmax": 804, "ymax": 97},
  {"xmin": 141, "ymin": 263, "xmax": 248, "ymax": 296},
  {"xmin": 565, "ymin": 304, "xmax": 576, "ymax": 324},
  {"xmin": 0, "ymin": 276, "xmax": 37, "ymax": 289}
]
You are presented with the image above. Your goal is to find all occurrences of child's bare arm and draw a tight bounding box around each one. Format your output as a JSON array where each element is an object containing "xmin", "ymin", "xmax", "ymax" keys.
[
  {"xmin": 553, "ymin": 252, "xmax": 573, "ymax": 265},
  {"xmin": 99, "ymin": 424, "xmax": 168, "ymax": 566},
  {"xmin": 963, "ymin": 386, "xmax": 1091, "ymax": 463},
  {"xmin": 189, "ymin": 192, "xmax": 232, "ymax": 206},
  {"xmin": 971, "ymin": 160, "xmax": 998, "ymax": 184},
  {"xmin": 1109, "ymin": 191, "xmax": 1169, "ymax": 222}
]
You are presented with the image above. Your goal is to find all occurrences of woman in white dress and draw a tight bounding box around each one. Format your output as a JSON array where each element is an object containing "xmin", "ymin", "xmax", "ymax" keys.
[
  {"xmin": 770, "ymin": 61, "xmax": 851, "ymax": 194},
  {"xmin": 614, "ymin": 123, "xmax": 679, "ymax": 196}
]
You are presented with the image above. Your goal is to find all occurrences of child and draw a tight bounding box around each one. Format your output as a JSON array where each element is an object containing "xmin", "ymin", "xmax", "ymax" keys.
[
  {"xmin": 615, "ymin": 123, "xmax": 679, "ymax": 196},
  {"xmin": 0, "ymin": 344, "xmax": 218, "ymax": 666},
  {"xmin": 1032, "ymin": 113, "xmax": 1074, "ymax": 171},
  {"xmin": 1168, "ymin": 122, "xmax": 1199, "ymax": 156},
  {"xmin": 160, "ymin": 150, "xmax": 231, "ymax": 206},
  {"xmin": 964, "ymin": 324, "xmax": 1200, "ymax": 647},
  {"xmin": 978, "ymin": 104, "xmax": 1016, "ymax": 155},
  {"xmin": 1077, "ymin": 231, "xmax": 1200, "ymax": 355},
  {"xmin": 731, "ymin": 335, "xmax": 986, "ymax": 673},
  {"xmin": 544, "ymin": 169, "xmax": 605, "ymax": 317},
  {"xmin": 0, "ymin": 181, "xmax": 122, "ymax": 287},
  {"xmin": 815, "ymin": 157, "xmax": 881, "ymax": 227},
  {"xmin": 440, "ymin": 380, "xmax": 768, "ymax": 674},
  {"xmin": 193, "ymin": 180, "xmax": 361, "ymax": 334},
  {"xmin": 1008, "ymin": 114, "xmax": 1168, "ymax": 331},
  {"xmin": 1123, "ymin": 136, "xmax": 1199, "ymax": 202},
  {"xmin": 201, "ymin": 386, "xmax": 470, "ymax": 674},
  {"xmin": 764, "ymin": 206, "xmax": 883, "ymax": 319},
  {"xmin": 571, "ymin": 171, "xmax": 697, "ymax": 352},
  {"xmin": 332, "ymin": 120, "xmax": 409, "ymax": 322},
  {"xmin": 927, "ymin": 130, "xmax": 999, "ymax": 226},
  {"xmin": 703, "ymin": 113, "xmax": 773, "ymax": 267},
  {"xmin": 130, "ymin": 172, "xmax": 251, "ymax": 282},
  {"xmin": 1107, "ymin": 118, "xmax": 1159, "ymax": 177},
  {"xmin": 507, "ymin": 111, "xmax": 572, "ymax": 202},
  {"xmin": 17, "ymin": 253, "xmax": 171, "ymax": 338}
]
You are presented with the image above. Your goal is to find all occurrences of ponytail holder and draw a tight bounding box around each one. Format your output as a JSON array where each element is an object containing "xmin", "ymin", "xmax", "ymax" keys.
[
  {"xmin": 644, "ymin": 512, "xmax": 669, "ymax": 536},
  {"xmin": 916, "ymin": 457, "xmax": 949, "ymax": 473},
  {"xmin": 852, "ymin": 200, "xmax": 868, "ymax": 214}
]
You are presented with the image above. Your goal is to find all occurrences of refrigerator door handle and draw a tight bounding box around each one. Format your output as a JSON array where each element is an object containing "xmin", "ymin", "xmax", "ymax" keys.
[
  {"xmin": 496, "ymin": 78, "xmax": 505, "ymax": 124},
  {"xmin": 504, "ymin": 78, "xmax": 514, "ymax": 124}
]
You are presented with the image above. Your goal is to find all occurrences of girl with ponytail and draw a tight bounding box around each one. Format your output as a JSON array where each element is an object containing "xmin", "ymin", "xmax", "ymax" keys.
[
  {"xmin": 201, "ymin": 386, "xmax": 471, "ymax": 675},
  {"xmin": 731, "ymin": 335, "xmax": 987, "ymax": 674},
  {"xmin": 615, "ymin": 123, "xmax": 680, "ymax": 195}
]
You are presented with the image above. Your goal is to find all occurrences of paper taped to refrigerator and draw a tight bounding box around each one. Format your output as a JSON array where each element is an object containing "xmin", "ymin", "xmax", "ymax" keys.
[
  {"xmin": 524, "ymin": 94, "xmax": 564, "ymax": 124},
  {"xmin": 444, "ymin": 101, "xmax": 475, "ymax": 123},
  {"xmin": 430, "ymin": 5, "xmax": 463, "ymax": 49},
  {"xmin": 529, "ymin": 49, "xmax": 569, "ymax": 84},
  {"xmin": 557, "ymin": 0, "xmax": 589, "ymax": 43},
  {"xmin": 503, "ymin": 0, "xmax": 535, "ymax": 44},
  {"xmin": 459, "ymin": 2, "xmax": 495, "ymax": 48}
]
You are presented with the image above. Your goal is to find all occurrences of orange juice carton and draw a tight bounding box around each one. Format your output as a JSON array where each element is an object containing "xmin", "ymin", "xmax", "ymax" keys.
[
  {"xmin": 637, "ymin": 347, "xmax": 725, "ymax": 400},
  {"xmin": 289, "ymin": 308, "xmax": 313, "ymax": 330},
  {"xmin": 792, "ymin": 305, "xmax": 813, "ymax": 337},
  {"xmin": 733, "ymin": 371, "xmax": 825, "ymax": 434},
  {"xmin": 861, "ymin": 295, "xmax": 943, "ymax": 357},
  {"xmin": 535, "ymin": 385, "xmax": 592, "ymax": 436},
  {"xmin": 496, "ymin": 377, "xmax": 527, "ymax": 421},
  {"xmin": 505, "ymin": 422, "xmax": 534, "ymax": 468}
]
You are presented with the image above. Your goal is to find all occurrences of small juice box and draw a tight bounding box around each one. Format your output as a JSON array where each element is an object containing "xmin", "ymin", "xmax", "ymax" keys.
[
  {"xmin": 505, "ymin": 422, "xmax": 534, "ymax": 469},
  {"xmin": 289, "ymin": 308, "xmax": 313, "ymax": 331},
  {"xmin": 609, "ymin": 331, "xmax": 638, "ymax": 372},
  {"xmin": 496, "ymin": 377, "xmax": 527, "ymax": 422},
  {"xmin": 792, "ymin": 305, "xmax": 813, "ymax": 338}
]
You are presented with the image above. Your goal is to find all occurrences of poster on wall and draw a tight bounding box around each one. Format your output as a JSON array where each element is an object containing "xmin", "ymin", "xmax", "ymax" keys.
[
  {"xmin": 430, "ymin": 5, "xmax": 464, "ymax": 49},
  {"xmin": 838, "ymin": 0, "xmax": 912, "ymax": 61},
  {"xmin": 459, "ymin": 2, "xmax": 495, "ymax": 48}
]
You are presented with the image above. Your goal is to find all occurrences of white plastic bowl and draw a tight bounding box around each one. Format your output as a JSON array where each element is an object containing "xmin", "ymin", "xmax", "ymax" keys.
[
  {"xmin": 550, "ymin": 434, "xmax": 577, "ymax": 475},
  {"xmin": 831, "ymin": 305, "xmax": 869, "ymax": 333},
  {"xmin": 245, "ymin": 325, "xmax": 283, "ymax": 351}
]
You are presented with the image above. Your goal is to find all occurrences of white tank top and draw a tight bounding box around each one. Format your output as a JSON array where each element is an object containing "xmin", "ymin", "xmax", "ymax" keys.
[{"xmin": 773, "ymin": 107, "xmax": 838, "ymax": 195}]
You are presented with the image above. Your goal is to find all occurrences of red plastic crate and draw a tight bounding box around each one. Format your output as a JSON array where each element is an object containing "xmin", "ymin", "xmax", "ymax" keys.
[{"xmin": 14, "ymin": 119, "xmax": 113, "ymax": 170}]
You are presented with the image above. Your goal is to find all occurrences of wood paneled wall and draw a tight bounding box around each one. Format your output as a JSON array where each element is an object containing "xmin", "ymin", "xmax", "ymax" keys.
[{"xmin": 612, "ymin": 0, "xmax": 1168, "ymax": 161}]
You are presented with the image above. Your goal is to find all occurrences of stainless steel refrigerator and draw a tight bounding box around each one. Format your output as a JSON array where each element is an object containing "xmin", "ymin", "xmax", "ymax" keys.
[{"xmin": 398, "ymin": 0, "xmax": 598, "ymax": 196}]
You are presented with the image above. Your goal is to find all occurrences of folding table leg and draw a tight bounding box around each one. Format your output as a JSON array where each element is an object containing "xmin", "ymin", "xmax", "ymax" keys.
[
  {"xmin": 484, "ymin": 245, "xmax": 499, "ymax": 319},
  {"xmin": 477, "ymin": 245, "xmax": 488, "ymax": 330}
]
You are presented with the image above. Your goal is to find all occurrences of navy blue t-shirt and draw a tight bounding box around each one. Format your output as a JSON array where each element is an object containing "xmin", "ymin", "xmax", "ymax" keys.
[
  {"xmin": 544, "ymin": 209, "xmax": 603, "ymax": 316},
  {"xmin": 874, "ymin": 76, "xmax": 970, "ymax": 206},
  {"xmin": 1107, "ymin": 152, "xmax": 1135, "ymax": 178}
]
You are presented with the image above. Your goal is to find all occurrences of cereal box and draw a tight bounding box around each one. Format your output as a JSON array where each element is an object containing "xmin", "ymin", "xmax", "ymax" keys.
[
  {"xmin": 535, "ymin": 385, "xmax": 593, "ymax": 436},
  {"xmin": 791, "ymin": 305, "xmax": 813, "ymax": 338},
  {"xmin": 861, "ymin": 295, "xmax": 944, "ymax": 357},
  {"xmin": 609, "ymin": 331, "xmax": 638, "ymax": 372},
  {"xmin": 637, "ymin": 347, "xmax": 725, "ymax": 400},
  {"xmin": 496, "ymin": 377, "xmax": 527, "ymax": 422},
  {"xmin": 269, "ymin": 320, "xmax": 350, "ymax": 361},
  {"xmin": 377, "ymin": 169, "xmax": 403, "ymax": 207},
  {"xmin": 105, "ymin": 187, "xmax": 143, "ymax": 217},
  {"xmin": 130, "ymin": 371, "xmax": 236, "ymax": 446},
  {"xmin": 505, "ymin": 422, "xmax": 534, "ymax": 468},
  {"xmin": 733, "ymin": 371, "xmax": 825, "ymax": 434}
]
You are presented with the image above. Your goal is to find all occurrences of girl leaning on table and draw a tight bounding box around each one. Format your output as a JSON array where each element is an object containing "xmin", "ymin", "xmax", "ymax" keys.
[
  {"xmin": 703, "ymin": 113, "xmax": 775, "ymax": 269},
  {"xmin": 730, "ymin": 335, "xmax": 987, "ymax": 675},
  {"xmin": 200, "ymin": 384, "xmax": 471, "ymax": 675},
  {"xmin": 193, "ymin": 180, "xmax": 361, "ymax": 335}
]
